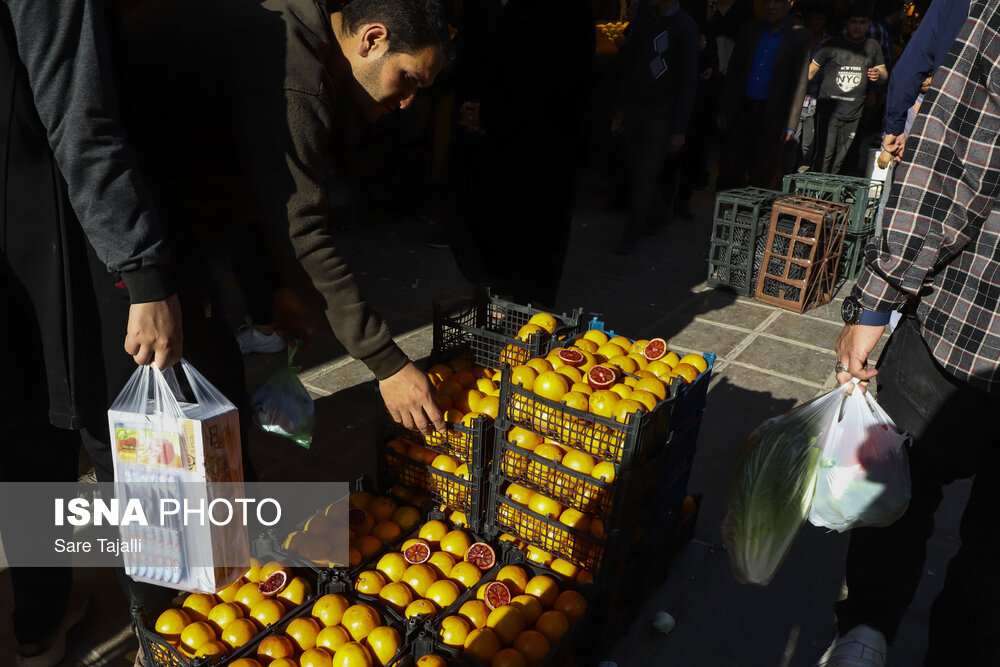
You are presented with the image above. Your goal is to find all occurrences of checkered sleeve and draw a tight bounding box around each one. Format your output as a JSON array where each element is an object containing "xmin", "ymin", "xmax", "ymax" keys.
[{"xmin": 855, "ymin": 4, "xmax": 1000, "ymax": 313}]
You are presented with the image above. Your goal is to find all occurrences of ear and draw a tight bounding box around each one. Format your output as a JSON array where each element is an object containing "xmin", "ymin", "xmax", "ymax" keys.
[{"xmin": 357, "ymin": 23, "xmax": 389, "ymax": 58}]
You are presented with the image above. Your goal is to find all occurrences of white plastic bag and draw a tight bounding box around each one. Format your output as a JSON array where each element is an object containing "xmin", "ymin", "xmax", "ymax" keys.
[
  {"xmin": 809, "ymin": 386, "xmax": 910, "ymax": 532},
  {"xmin": 108, "ymin": 361, "xmax": 247, "ymax": 593}
]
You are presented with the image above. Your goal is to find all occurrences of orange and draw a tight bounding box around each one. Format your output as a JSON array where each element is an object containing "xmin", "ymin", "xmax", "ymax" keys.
[
  {"xmin": 554, "ymin": 365, "xmax": 583, "ymax": 385},
  {"xmin": 351, "ymin": 509, "xmax": 376, "ymax": 537},
  {"xmin": 427, "ymin": 550, "xmax": 456, "ymax": 578},
  {"xmin": 608, "ymin": 335, "xmax": 633, "ymax": 350},
  {"xmin": 525, "ymin": 357, "xmax": 553, "ymax": 374},
  {"xmin": 508, "ymin": 426, "xmax": 542, "ymax": 451},
  {"xmin": 486, "ymin": 605, "xmax": 525, "ymax": 646},
  {"xmin": 259, "ymin": 561, "xmax": 288, "ymax": 582},
  {"xmin": 581, "ymin": 329, "xmax": 609, "ymax": 346},
  {"xmin": 461, "ymin": 411, "xmax": 485, "ymax": 428},
  {"xmin": 535, "ymin": 610, "xmax": 570, "ymax": 643},
  {"xmin": 609, "ymin": 383, "xmax": 633, "ymax": 400},
  {"xmin": 365, "ymin": 625, "xmax": 401, "ymax": 666},
  {"xmin": 455, "ymin": 388, "xmax": 483, "ymax": 413},
  {"xmin": 341, "ymin": 604, "xmax": 381, "ymax": 642},
  {"xmin": 235, "ymin": 583, "xmax": 266, "ymax": 614},
  {"xmin": 378, "ymin": 582, "xmax": 414, "ymax": 612},
  {"xmin": 416, "ymin": 655, "xmax": 449, "ymax": 667},
  {"xmin": 590, "ymin": 518, "xmax": 605, "ymax": 540},
  {"xmin": 560, "ymin": 449, "xmax": 594, "ymax": 474},
  {"xmin": 451, "ymin": 369, "xmax": 476, "ymax": 388},
  {"xmin": 517, "ymin": 323, "xmax": 547, "ymax": 342},
  {"xmin": 532, "ymin": 371, "xmax": 569, "ymax": 401},
  {"xmin": 644, "ymin": 360, "xmax": 673, "ymax": 378},
  {"xmin": 428, "ymin": 364, "xmax": 453, "ymax": 383},
  {"xmin": 528, "ymin": 312, "xmax": 559, "ymax": 334},
  {"xmin": 526, "ymin": 493, "xmax": 563, "ymax": 520},
  {"xmin": 524, "ymin": 576, "xmax": 560, "ymax": 608},
  {"xmin": 524, "ymin": 546, "xmax": 554, "ymax": 567},
  {"xmin": 476, "ymin": 377, "xmax": 498, "ymax": 394},
  {"xmin": 531, "ymin": 442, "xmax": 562, "ymax": 464},
  {"xmin": 279, "ymin": 576, "xmax": 312, "ymax": 608},
  {"xmin": 453, "ymin": 467, "xmax": 471, "ymax": 483},
  {"xmin": 404, "ymin": 598, "xmax": 438, "ymax": 619},
  {"xmin": 549, "ymin": 558, "xmax": 580, "ymax": 579},
  {"xmin": 629, "ymin": 389, "xmax": 658, "ymax": 411},
  {"xmin": 553, "ymin": 590, "xmax": 587, "ymax": 623},
  {"xmin": 627, "ymin": 353, "xmax": 649, "ymax": 370},
  {"xmin": 560, "ymin": 391, "xmax": 590, "ymax": 416},
  {"xmin": 591, "ymin": 461, "xmax": 616, "ymax": 483},
  {"xmin": 611, "ymin": 398, "xmax": 644, "ymax": 424},
  {"xmin": 285, "ymin": 616, "xmax": 321, "ymax": 652},
  {"xmin": 220, "ymin": 618, "xmax": 257, "ymax": 649},
  {"xmin": 449, "ymin": 561, "xmax": 483, "ymax": 590},
  {"xmin": 299, "ymin": 647, "xmax": 334, "ymax": 667},
  {"xmin": 249, "ymin": 599, "xmax": 286, "ymax": 629},
  {"xmin": 392, "ymin": 505, "xmax": 421, "ymax": 532},
  {"xmin": 633, "ymin": 377, "xmax": 667, "ymax": 401},
  {"xmin": 678, "ymin": 353, "xmax": 708, "ymax": 373},
  {"xmin": 179, "ymin": 621, "xmax": 217, "ymax": 657},
  {"xmin": 430, "ymin": 454, "xmax": 459, "ymax": 475},
  {"xmin": 606, "ymin": 355, "xmax": 638, "ymax": 374},
  {"xmin": 194, "ymin": 640, "xmax": 228, "ymax": 659},
  {"xmin": 425, "ymin": 579, "xmax": 461, "ymax": 609},
  {"xmin": 478, "ymin": 395, "xmax": 501, "ymax": 419},
  {"xmin": 403, "ymin": 564, "xmax": 438, "ymax": 597},
  {"xmin": 407, "ymin": 444, "xmax": 437, "ymax": 466},
  {"xmin": 316, "ymin": 625, "xmax": 351, "ymax": 652},
  {"xmin": 229, "ymin": 660, "xmax": 263, "ymax": 667},
  {"xmin": 496, "ymin": 565, "xmax": 530, "ymax": 596},
  {"xmin": 439, "ymin": 530, "xmax": 473, "ymax": 557},
  {"xmin": 672, "ymin": 362, "xmax": 700, "ymax": 384},
  {"xmin": 514, "ymin": 630, "xmax": 551, "ymax": 667},
  {"xmin": 354, "ymin": 570, "xmax": 387, "ymax": 596},
  {"xmin": 492, "ymin": 648, "xmax": 528, "ymax": 667},
  {"xmin": 312, "ymin": 594, "xmax": 350, "ymax": 627},
  {"xmin": 464, "ymin": 627, "xmax": 502, "ymax": 663},
  {"xmin": 182, "ymin": 593, "xmax": 217, "ymax": 623},
  {"xmin": 371, "ymin": 520, "xmax": 403, "ymax": 544},
  {"xmin": 356, "ymin": 535, "xmax": 383, "ymax": 560},
  {"xmin": 509, "ymin": 366, "xmax": 538, "ymax": 391},
  {"xmin": 595, "ymin": 343, "xmax": 626, "ymax": 361},
  {"xmin": 505, "ymin": 483, "xmax": 535, "ymax": 506},
  {"xmin": 458, "ymin": 599, "xmax": 491, "ymax": 629},
  {"xmin": 510, "ymin": 595, "xmax": 542, "ymax": 626},
  {"xmin": 437, "ymin": 614, "xmax": 470, "ymax": 647},
  {"xmin": 376, "ymin": 552, "xmax": 409, "ymax": 583},
  {"xmin": 418, "ymin": 520, "xmax": 449, "ymax": 547},
  {"xmin": 576, "ymin": 569, "xmax": 594, "ymax": 585},
  {"xmin": 331, "ymin": 642, "xmax": 374, "ymax": 667},
  {"xmin": 216, "ymin": 578, "xmax": 245, "ymax": 604},
  {"xmin": 154, "ymin": 608, "xmax": 191, "ymax": 643},
  {"xmin": 386, "ymin": 438, "xmax": 410, "ymax": 455},
  {"xmin": 588, "ymin": 390, "xmax": 619, "ymax": 418},
  {"xmin": 257, "ymin": 635, "xmax": 296, "ymax": 663},
  {"xmin": 438, "ymin": 378, "xmax": 463, "ymax": 397}
]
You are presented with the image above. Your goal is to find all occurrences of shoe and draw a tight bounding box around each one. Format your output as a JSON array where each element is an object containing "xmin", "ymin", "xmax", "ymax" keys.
[
  {"xmin": 816, "ymin": 624, "xmax": 887, "ymax": 667},
  {"xmin": 426, "ymin": 232, "xmax": 449, "ymax": 249},
  {"xmin": 16, "ymin": 587, "xmax": 89, "ymax": 667},
  {"xmin": 235, "ymin": 319, "xmax": 286, "ymax": 355}
]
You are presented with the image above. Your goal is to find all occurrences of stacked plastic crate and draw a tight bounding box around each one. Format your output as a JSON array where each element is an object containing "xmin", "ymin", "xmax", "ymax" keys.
[{"xmin": 707, "ymin": 187, "xmax": 784, "ymax": 296}]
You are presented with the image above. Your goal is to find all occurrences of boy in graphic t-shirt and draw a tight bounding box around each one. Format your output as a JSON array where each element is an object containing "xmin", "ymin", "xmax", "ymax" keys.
[{"xmin": 808, "ymin": 1, "xmax": 887, "ymax": 173}]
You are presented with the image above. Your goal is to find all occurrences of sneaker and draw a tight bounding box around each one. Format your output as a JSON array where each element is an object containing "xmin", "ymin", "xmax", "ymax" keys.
[
  {"xmin": 236, "ymin": 320, "xmax": 286, "ymax": 355},
  {"xmin": 426, "ymin": 232, "xmax": 449, "ymax": 249},
  {"xmin": 816, "ymin": 624, "xmax": 887, "ymax": 667},
  {"xmin": 16, "ymin": 586, "xmax": 89, "ymax": 667}
]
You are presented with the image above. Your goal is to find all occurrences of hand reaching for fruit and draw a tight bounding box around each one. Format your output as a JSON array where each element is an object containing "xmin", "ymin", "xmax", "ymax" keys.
[{"xmin": 381, "ymin": 362, "xmax": 446, "ymax": 435}]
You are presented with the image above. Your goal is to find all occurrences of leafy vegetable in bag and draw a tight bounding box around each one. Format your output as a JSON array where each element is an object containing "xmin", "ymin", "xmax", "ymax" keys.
[{"xmin": 250, "ymin": 345, "xmax": 315, "ymax": 448}]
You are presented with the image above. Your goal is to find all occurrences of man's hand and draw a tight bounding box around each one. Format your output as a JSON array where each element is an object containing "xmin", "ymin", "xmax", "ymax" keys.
[
  {"xmin": 611, "ymin": 111, "xmax": 625, "ymax": 136},
  {"xmin": 867, "ymin": 67, "xmax": 881, "ymax": 82},
  {"xmin": 699, "ymin": 67, "xmax": 713, "ymax": 81},
  {"xmin": 782, "ymin": 129, "xmax": 795, "ymax": 143},
  {"xmin": 272, "ymin": 287, "xmax": 317, "ymax": 350},
  {"xmin": 458, "ymin": 101, "xmax": 484, "ymax": 134},
  {"xmin": 668, "ymin": 132, "xmax": 686, "ymax": 154},
  {"xmin": 882, "ymin": 132, "xmax": 905, "ymax": 162},
  {"xmin": 835, "ymin": 323, "xmax": 884, "ymax": 393},
  {"xmin": 380, "ymin": 362, "xmax": 445, "ymax": 435},
  {"xmin": 717, "ymin": 117, "xmax": 728, "ymax": 131},
  {"xmin": 126, "ymin": 295, "xmax": 183, "ymax": 369}
]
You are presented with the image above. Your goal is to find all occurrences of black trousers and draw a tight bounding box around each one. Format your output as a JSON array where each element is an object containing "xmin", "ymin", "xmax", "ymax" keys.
[
  {"xmin": 815, "ymin": 102, "xmax": 860, "ymax": 175},
  {"xmin": 717, "ymin": 98, "xmax": 797, "ymax": 191},
  {"xmin": 835, "ymin": 317, "xmax": 1000, "ymax": 665},
  {"xmin": 622, "ymin": 104, "xmax": 678, "ymax": 241}
]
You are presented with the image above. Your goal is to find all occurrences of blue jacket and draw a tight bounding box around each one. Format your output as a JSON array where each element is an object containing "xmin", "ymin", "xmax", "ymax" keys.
[{"xmin": 884, "ymin": 0, "xmax": 970, "ymax": 135}]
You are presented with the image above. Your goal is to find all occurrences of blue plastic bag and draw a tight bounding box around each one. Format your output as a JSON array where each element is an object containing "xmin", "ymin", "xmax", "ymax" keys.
[{"xmin": 250, "ymin": 345, "xmax": 315, "ymax": 448}]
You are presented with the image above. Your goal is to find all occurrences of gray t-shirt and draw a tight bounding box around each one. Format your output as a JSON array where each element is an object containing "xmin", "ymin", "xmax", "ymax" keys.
[{"xmin": 813, "ymin": 36, "xmax": 885, "ymax": 120}]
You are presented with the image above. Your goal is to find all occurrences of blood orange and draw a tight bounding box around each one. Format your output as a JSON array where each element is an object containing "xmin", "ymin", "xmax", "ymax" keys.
[
  {"xmin": 403, "ymin": 540, "xmax": 431, "ymax": 565},
  {"xmin": 586, "ymin": 365, "xmax": 617, "ymax": 391},
  {"xmin": 556, "ymin": 348, "xmax": 585, "ymax": 367},
  {"xmin": 643, "ymin": 338, "xmax": 667, "ymax": 361},
  {"xmin": 483, "ymin": 581, "xmax": 512, "ymax": 610},
  {"xmin": 258, "ymin": 571, "xmax": 288, "ymax": 596},
  {"xmin": 464, "ymin": 542, "xmax": 496, "ymax": 570}
]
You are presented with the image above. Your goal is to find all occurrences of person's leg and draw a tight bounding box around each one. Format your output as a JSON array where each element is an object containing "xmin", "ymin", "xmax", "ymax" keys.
[
  {"xmin": 835, "ymin": 317, "xmax": 988, "ymax": 644},
  {"xmin": 819, "ymin": 112, "xmax": 841, "ymax": 174},
  {"xmin": 622, "ymin": 107, "xmax": 669, "ymax": 249},
  {"xmin": 716, "ymin": 102, "xmax": 754, "ymax": 191},
  {"xmin": 830, "ymin": 117, "xmax": 860, "ymax": 175}
]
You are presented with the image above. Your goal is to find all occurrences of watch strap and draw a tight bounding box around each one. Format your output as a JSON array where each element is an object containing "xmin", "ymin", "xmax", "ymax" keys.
[{"xmin": 857, "ymin": 309, "xmax": 892, "ymax": 326}]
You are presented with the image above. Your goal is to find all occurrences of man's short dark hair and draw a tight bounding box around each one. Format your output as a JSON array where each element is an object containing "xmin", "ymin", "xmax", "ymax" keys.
[
  {"xmin": 847, "ymin": 0, "xmax": 872, "ymax": 17},
  {"xmin": 341, "ymin": 0, "xmax": 454, "ymax": 63}
]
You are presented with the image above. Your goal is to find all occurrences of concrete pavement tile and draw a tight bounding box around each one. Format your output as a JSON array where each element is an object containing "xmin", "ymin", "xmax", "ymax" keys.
[
  {"xmin": 732, "ymin": 336, "xmax": 838, "ymax": 386},
  {"xmin": 763, "ymin": 312, "xmax": 845, "ymax": 351},
  {"xmin": 678, "ymin": 291, "xmax": 775, "ymax": 330},
  {"xmin": 649, "ymin": 318, "xmax": 750, "ymax": 357}
]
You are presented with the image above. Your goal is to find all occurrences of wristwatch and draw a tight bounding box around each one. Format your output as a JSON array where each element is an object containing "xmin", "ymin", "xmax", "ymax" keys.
[{"xmin": 841, "ymin": 295, "xmax": 892, "ymax": 326}]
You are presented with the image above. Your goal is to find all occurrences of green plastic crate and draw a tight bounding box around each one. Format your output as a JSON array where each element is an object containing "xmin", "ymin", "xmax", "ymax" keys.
[
  {"xmin": 782, "ymin": 173, "xmax": 882, "ymax": 235},
  {"xmin": 837, "ymin": 229, "xmax": 875, "ymax": 282}
]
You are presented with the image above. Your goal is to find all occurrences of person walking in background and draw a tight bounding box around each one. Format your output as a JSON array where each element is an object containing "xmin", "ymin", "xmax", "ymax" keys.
[
  {"xmin": 822, "ymin": 3, "xmax": 1000, "ymax": 664},
  {"xmin": 866, "ymin": 0, "xmax": 903, "ymax": 71},
  {"xmin": 808, "ymin": 1, "xmax": 887, "ymax": 174},
  {"xmin": 794, "ymin": 0, "xmax": 830, "ymax": 171},
  {"xmin": 442, "ymin": 0, "xmax": 594, "ymax": 305},
  {"xmin": 716, "ymin": 0, "xmax": 811, "ymax": 190},
  {"xmin": 610, "ymin": 0, "xmax": 699, "ymax": 254}
]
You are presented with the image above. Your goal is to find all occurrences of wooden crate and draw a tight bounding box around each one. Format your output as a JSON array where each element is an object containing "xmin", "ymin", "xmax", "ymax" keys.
[{"xmin": 754, "ymin": 196, "xmax": 850, "ymax": 313}]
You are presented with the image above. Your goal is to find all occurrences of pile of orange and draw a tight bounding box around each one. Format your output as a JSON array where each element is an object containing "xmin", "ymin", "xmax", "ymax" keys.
[
  {"xmin": 435, "ymin": 566, "xmax": 588, "ymax": 667},
  {"xmin": 497, "ymin": 312, "xmax": 565, "ymax": 368}
]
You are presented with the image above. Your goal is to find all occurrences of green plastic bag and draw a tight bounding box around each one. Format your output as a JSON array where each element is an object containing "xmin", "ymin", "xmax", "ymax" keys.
[{"xmin": 250, "ymin": 345, "xmax": 315, "ymax": 448}]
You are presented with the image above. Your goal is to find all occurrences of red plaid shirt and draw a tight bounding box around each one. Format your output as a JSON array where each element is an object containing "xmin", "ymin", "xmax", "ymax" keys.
[{"xmin": 855, "ymin": 1, "xmax": 1000, "ymax": 392}]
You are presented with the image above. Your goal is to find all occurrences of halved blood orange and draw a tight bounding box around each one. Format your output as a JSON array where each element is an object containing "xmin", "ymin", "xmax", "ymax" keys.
[
  {"xmin": 464, "ymin": 543, "xmax": 496, "ymax": 570},
  {"xmin": 483, "ymin": 581, "xmax": 511, "ymax": 610},
  {"xmin": 643, "ymin": 338, "xmax": 668, "ymax": 361},
  {"xmin": 586, "ymin": 365, "xmax": 617, "ymax": 391},
  {"xmin": 557, "ymin": 348, "xmax": 585, "ymax": 368},
  {"xmin": 258, "ymin": 571, "xmax": 288, "ymax": 596},
  {"xmin": 403, "ymin": 540, "xmax": 431, "ymax": 565}
]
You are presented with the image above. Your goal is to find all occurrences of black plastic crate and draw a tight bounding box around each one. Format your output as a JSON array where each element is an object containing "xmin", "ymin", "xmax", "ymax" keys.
[
  {"xmin": 433, "ymin": 288, "xmax": 584, "ymax": 370},
  {"xmin": 707, "ymin": 187, "xmax": 783, "ymax": 296},
  {"xmin": 782, "ymin": 172, "xmax": 883, "ymax": 235},
  {"xmin": 378, "ymin": 400, "xmax": 494, "ymax": 476},
  {"xmin": 497, "ymin": 352, "xmax": 714, "ymax": 470}
]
